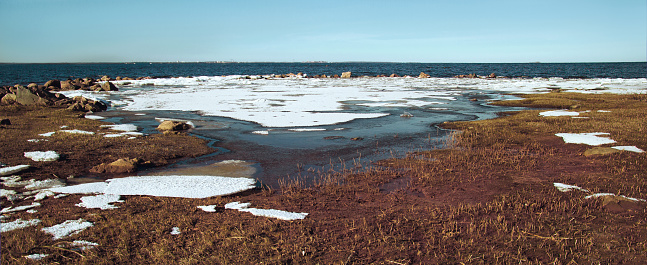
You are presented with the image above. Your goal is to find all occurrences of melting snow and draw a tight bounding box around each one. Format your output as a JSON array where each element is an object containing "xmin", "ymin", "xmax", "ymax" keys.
[
  {"xmin": 611, "ymin": 146, "xmax": 645, "ymax": 153},
  {"xmin": 59, "ymin": 129, "xmax": 95, "ymax": 135},
  {"xmin": 553, "ymin": 183, "xmax": 589, "ymax": 192},
  {"xmin": 0, "ymin": 165, "xmax": 30, "ymax": 176},
  {"xmin": 1, "ymin": 218, "xmax": 41, "ymax": 233},
  {"xmin": 71, "ymin": 240, "xmax": 99, "ymax": 251},
  {"xmin": 555, "ymin": 133, "xmax": 616, "ymax": 146},
  {"xmin": 49, "ymin": 175, "xmax": 256, "ymax": 198},
  {"xmin": 76, "ymin": 194, "xmax": 123, "ymax": 209},
  {"xmin": 1, "ymin": 202, "xmax": 41, "ymax": 214},
  {"xmin": 539, "ymin": 110, "xmax": 580, "ymax": 117},
  {"xmin": 224, "ymin": 201, "xmax": 308, "ymax": 220},
  {"xmin": 24, "ymin": 253, "xmax": 49, "ymax": 260},
  {"xmin": 101, "ymin": 124, "xmax": 139, "ymax": 132},
  {"xmin": 24, "ymin": 151, "xmax": 60, "ymax": 162},
  {"xmin": 41, "ymin": 219, "xmax": 93, "ymax": 240}
]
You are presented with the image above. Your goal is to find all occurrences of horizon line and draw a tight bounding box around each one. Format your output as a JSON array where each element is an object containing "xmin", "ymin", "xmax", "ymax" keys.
[{"xmin": 1, "ymin": 61, "xmax": 646, "ymax": 64}]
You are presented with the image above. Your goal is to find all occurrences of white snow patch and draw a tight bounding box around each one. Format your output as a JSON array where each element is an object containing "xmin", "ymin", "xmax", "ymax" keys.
[
  {"xmin": 555, "ymin": 133, "xmax": 616, "ymax": 146},
  {"xmin": 553, "ymin": 183, "xmax": 589, "ymax": 192},
  {"xmin": 39, "ymin": 132, "xmax": 56, "ymax": 137},
  {"xmin": 597, "ymin": 110, "xmax": 611, "ymax": 113},
  {"xmin": 24, "ymin": 253, "xmax": 49, "ymax": 260},
  {"xmin": 1, "ymin": 202, "xmax": 41, "ymax": 214},
  {"xmin": 103, "ymin": 175, "xmax": 256, "ymax": 198},
  {"xmin": 48, "ymin": 182, "xmax": 109, "ymax": 194},
  {"xmin": 611, "ymin": 146, "xmax": 645, "ymax": 153},
  {"xmin": 27, "ymin": 139, "xmax": 47, "ymax": 142},
  {"xmin": 41, "ymin": 219, "xmax": 93, "ymax": 240},
  {"xmin": 71, "ymin": 240, "xmax": 99, "ymax": 251},
  {"xmin": 24, "ymin": 151, "xmax": 60, "ymax": 162},
  {"xmin": 288, "ymin": 128, "xmax": 326, "ymax": 132},
  {"xmin": 101, "ymin": 124, "xmax": 139, "ymax": 132},
  {"xmin": 60, "ymin": 125, "xmax": 68, "ymax": 128},
  {"xmin": 26, "ymin": 209, "xmax": 38, "ymax": 213},
  {"xmin": 1, "ymin": 188, "xmax": 17, "ymax": 198},
  {"xmin": 585, "ymin": 193, "xmax": 646, "ymax": 202},
  {"xmin": 171, "ymin": 227, "xmax": 181, "ymax": 235},
  {"xmin": 539, "ymin": 110, "xmax": 580, "ymax": 117},
  {"xmin": 24, "ymin": 179, "xmax": 65, "ymax": 190},
  {"xmin": 76, "ymin": 194, "xmax": 123, "ymax": 209},
  {"xmin": 49, "ymin": 175, "xmax": 256, "ymax": 198},
  {"xmin": 59, "ymin": 129, "xmax": 95, "ymax": 135},
  {"xmin": 1, "ymin": 218, "xmax": 41, "ymax": 233},
  {"xmin": 0, "ymin": 165, "xmax": 30, "ymax": 176},
  {"xmin": 225, "ymin": 201, "xmax": 308, "ymax": 220},
  {"xmin": 85, "ymin": 115, "xmax": 106, "ymax": 120},
  {"xmin": 252, "ymin": 130, "xmax": 269, "ymax": 135},
  {"xmin": 103, "ymin": 132, "xmax": 144, "ymax": 138},
  {"xmin": 34, "ymin": 190, "xmax": 55, "ymax": 201},
  {"xmin": 197, "ymin": 205, "xmax": 219, "ymax": 212}
]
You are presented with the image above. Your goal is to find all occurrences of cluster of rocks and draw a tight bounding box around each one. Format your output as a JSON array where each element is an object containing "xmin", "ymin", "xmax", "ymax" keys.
[
  {"xmin": 0, "ymin": 84, "xmax": 107, "ymax": 112},
  {"xmin": 42, "ymin": 78, "xmax": 118, "ymax": 92},
  {"xmin": 454, "ymin": 73, "xmax": 497, "ymax": 78},
  {"xmin": 156, "ymin": 120, "xmax": 192, "ymax": 134}
]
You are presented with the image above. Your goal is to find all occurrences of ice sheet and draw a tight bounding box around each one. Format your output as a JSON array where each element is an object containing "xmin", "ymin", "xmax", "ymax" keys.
[{"xmin": 555, "ymin": 133, "xmax": 616, "ymax": 146}]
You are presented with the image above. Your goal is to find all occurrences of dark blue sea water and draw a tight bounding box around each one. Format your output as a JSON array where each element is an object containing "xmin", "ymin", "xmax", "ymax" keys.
[{"xmin": 1, "ymin": 62, "xmax": 645, "ymax": 86}]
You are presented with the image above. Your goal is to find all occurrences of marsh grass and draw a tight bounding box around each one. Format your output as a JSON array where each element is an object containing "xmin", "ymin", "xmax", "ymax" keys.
[{"xmin": 2, "ymin": 93, "xmax": 646, "ymax": 264}]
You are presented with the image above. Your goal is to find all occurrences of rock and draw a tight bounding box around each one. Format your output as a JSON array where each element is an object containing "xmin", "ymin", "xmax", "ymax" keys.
[
  {"xmin": 16, "ymin": 85, "xmax": 48, "ymax": 105},
  {"xmin": 323, "ymin": 136, "xmax": 344, "ymax": 140},
  {"xmin": 44, "ymin": 80, "xmax": 61, "ymax": 88},
  {"xmin": 1, "ymin": 93, "xmax": 17, "ymax": 105},
  {"xmin": 488, "ymin": 73, "xmax": 496, "ymax": 78},
  {"xmin": 101, "ymin": 81, "xmax": 118, "ymax": 91},
  {"xmin": 0, "ymin": 119, "xmax": 10, "ymax": 125},
  {"xmin": 584, "ymin": 147, "xmax": 622, "ymax": 157},
  {"xmin": 390, "ymin": 74, "xmax": 400, "ymax": 77},
  {"xmin": 157, "ymin": 120, "xmax": 191, "ymax": 132},
  {"xmin": 28, "ymin": 83, "xmax": 39, "ymax": 88},
  {"xmin": 350, "ymin": 137, "xmax": 363, "ymax": 141},
  {"xmin": 67, "ymin": 102, "xmax": 85, "ymax": 111},
  {"xmin": 60, "ymin": 80, "xmax": 78, "ymax": 90},
  {"xmin": 595, "ymin": 195, "xmax": 644, "ymax": 213},
  {"xmin": 419, "ymin": 72, "xmax": 430, "ymax": 78},
  {"xmin": 341, "ymin": 72, "xmax": 352, "ymax": 78},
  {"xmin": 100, "ymin": 75, "xmax": 111, "ymax": 81},
  {"xmin": 90, "ymin": 158, "xmax": 141, "ymax": 174}
]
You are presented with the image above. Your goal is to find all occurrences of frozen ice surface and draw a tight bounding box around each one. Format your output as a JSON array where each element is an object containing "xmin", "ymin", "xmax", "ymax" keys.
[
  {"xmin": 1, "ymin": 218, "xmax": 41, "ymax": 233},
  {"xmin": 611, "ymin": 146, "xmax": 644, "ymax": 153},
  {"xmin": 0, "ymin": 165, "xmax": 30, "ymax": 176},
  {"xmin": 103, "ymin": 175, "xmax": 256, "ymax": 198},
  {"xmin": 41, "ymin": 219, "xmax": 93, "ymax": 240},
  {"xmin": 225, "ymin": 201, "xmax": 308, "ymax": 220},
  {"xmin": 555, "ymin": 133, "xmax": 616, "ymax": 146},
  {"xmin": 24, "ymin": 151, "xmax": 60, "ymax": 162},
  {"xmin": 76, "ymin": 194, "xmax": 123, "ymax": 209},
  {"xmin": 553, "ymin": 183, "xmax": 589, "ymax": 192},
  {"xmin": 539, "ymin": 110, "xmax": 580, "ymax": 117}
]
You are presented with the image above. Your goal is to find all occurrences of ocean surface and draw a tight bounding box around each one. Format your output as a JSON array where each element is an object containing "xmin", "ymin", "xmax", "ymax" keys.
[
  {"xmin": 1, "ymin": 62, "xmax": 645, "ymax": 86},
  {"xmin": 4, "ymin": 62, "xmax": 646, "ymax": 188}
]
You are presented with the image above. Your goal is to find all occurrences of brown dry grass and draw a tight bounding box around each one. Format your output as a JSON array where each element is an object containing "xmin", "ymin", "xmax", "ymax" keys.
[{"xmin": 2, "ymin": 93, "xmax": 646, "ymax": 264}]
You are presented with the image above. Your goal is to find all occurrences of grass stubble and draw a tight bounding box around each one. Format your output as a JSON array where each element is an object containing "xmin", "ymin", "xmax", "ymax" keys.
[{"xmin": 1, "ymin": 92, "xmax": 646, "ymax": 264}]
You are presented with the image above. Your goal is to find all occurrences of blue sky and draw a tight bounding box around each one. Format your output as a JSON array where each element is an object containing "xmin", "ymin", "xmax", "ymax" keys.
[{"xmin": 1, "ymin": 0, "xmax": 645, "ymax": 63}]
